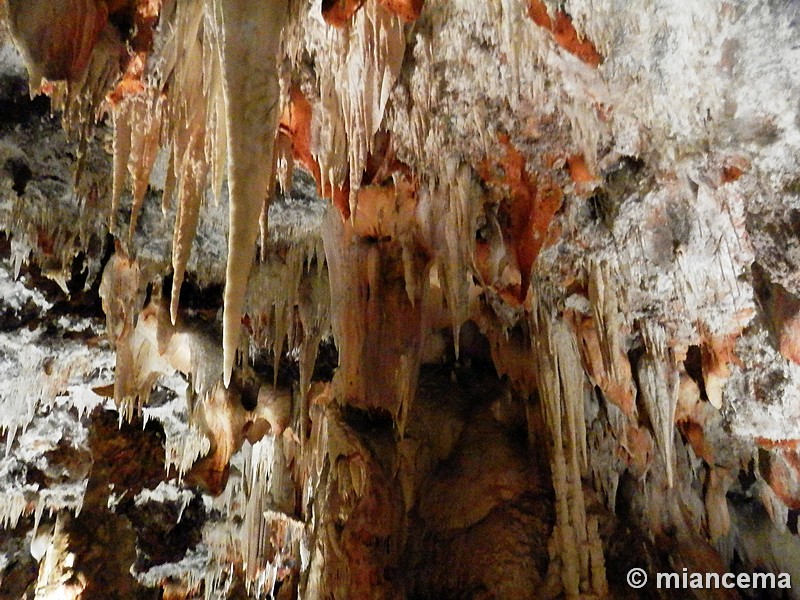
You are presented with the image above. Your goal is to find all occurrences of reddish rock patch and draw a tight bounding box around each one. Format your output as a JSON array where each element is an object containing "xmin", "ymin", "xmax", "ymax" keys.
[{"xmin": 527, "ymin": 0, "xmax": 603, "ymax": 67}]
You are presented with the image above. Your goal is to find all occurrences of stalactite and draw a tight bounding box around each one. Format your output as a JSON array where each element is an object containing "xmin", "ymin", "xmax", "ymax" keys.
[
  {"xmin": 530, "ymin": 292, "xmax": 606, "ymax": 599},
  {"xmin": 700, "ymin": 333, "xmax": 736, "ymax": 410},
  {"xmin": 212, "ymin": 0, "xmax": 288, "ymax": 388},
  {"xmin": 5, "ymin": 1, "xmax": 800, "ymax": 596},
  {"xmin": 0, "ymin": 492, "xmax": 27, "ymax": 530},
  {"xmin": 110, "ymin": 102, "xmax": 133, "ymax": 233},
  {"xmin": 322, "ymin": 207, "xmax": 428, "ymax": 423},
  {"xmin": 242, "ymin": 438, "xmax": 303, "ymax": 594},
  {"xmin": 128, "ymin": 101, "xmax": 163, "ymax": 240},
  {"xmin": 5, "ymin": 0, "xmax": 125, "ymax": 181},
  {"xmin": 638, "ymin": 322, "xmax": 680, "ymax": 488},
  {"xmin": 313, "ymin": 0, "xmax": 405, "ymax": 220},
  {"xmin": 106, "ymin": 291, "xmax": 295, "ymax": 485},
  {"xmin": 169, "ymin": 104, "xmax": 210, "ymax": 324},
  {"xmin": 5, "ymin": 0, "xmax": 110, "ymax": 86},
  {"xmin": 428, "ymin": 162, "xmax": 479, "ymax": 356},
  {"xmin": 581, "ymin": 261, "xmax": 637, "ymax": 416},
  {"xmin": 479, "ymin": 136, "xmax": 564, "ymax": 303},
  {"xmin": 98, "ymin": 246, "xmax": 144, "ymax": 411},
  {"xmin": 245, "ymin": 232, "xmax": 329, "ymax": 440}
]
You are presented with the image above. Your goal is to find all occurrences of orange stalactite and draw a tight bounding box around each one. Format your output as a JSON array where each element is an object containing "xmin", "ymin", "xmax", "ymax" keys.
[
  {"xmin": 571, "ymin": 311, "xmax": 636, "ymax": 416},
  {"xmin": 379, "ymin": 0, "xmax": 424, "ymax": 22},
  {"xmin": 107, "ymin": 0, "xmax": 162, "ymax": 104},
  {"xmin": 700, "ymin": 333, "xmax": 739, "ymax": 409},
  {"xmin": 528, "ymin": 0, "xmax": 603, "ymax": 67},
  {"xmin": 6, "ymin": 0, "xmax": 113, "ymax": 82},
  {"xmin": 679, "ymin": 420, "xmax": 716, "ymax": 465},
  {"xmin": 9, "ymin": 0, "xmax": 159, "ymax": 105},
  {"xmin": 280, "ymin": 87, "xmax": 414, "ymax": 223},
  {"xmin": 321, "ymin": 0, "xmax": 365, "ymax": 27},
  {"xmin": 322, "ymin": 0, "xmax": 423, "ymax": 26},
  {"xmin": 566, "ymin": 153, "xmax": 598, "ymax": 194},
  {"xmin": 478, "ymin": 135, "xmax": 563, "ymax": 302},
  {"xmin": 279, "ymin": 87, "xmax": 352, "ymax": 218},
  {"xmin": 675, "ymin": 374, "xmax": 717, "ymax": 465},
  {"xmin": 279, "ymin": 87, "xmax": 317, "ymax": 180}
]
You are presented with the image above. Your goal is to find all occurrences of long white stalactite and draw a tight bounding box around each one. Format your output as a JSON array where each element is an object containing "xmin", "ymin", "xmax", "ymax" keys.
[{"xmin": 210, "ymin": 0, "xmax": 288, "ymax": 387}]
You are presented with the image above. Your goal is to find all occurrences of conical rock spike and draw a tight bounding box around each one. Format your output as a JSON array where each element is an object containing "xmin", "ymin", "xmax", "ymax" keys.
[{"xmin": 212, "ymin": 0, "xmax": 288, "ymax": 387}]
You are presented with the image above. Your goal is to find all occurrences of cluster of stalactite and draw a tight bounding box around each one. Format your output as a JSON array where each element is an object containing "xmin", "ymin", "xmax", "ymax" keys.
[{"xmin": 3, "ymin": 0, "xmax": 800, "ymax": 598}]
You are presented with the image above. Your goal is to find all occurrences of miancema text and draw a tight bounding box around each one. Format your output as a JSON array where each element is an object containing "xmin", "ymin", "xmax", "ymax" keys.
[{"xmin": 658, "ymin": 569, "xmax": 791, "ymax": 590}]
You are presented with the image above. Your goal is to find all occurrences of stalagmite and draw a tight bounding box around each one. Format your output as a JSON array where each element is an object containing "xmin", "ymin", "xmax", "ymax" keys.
[{"xmin": 212, "ymin": 0, "xmax": 288, "ymax": 387}]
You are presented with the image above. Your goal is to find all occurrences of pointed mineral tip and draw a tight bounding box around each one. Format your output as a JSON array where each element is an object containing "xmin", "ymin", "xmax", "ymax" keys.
[{"xmin": 222, "ymin": 330, "xmax": 234, "ymax": 389}]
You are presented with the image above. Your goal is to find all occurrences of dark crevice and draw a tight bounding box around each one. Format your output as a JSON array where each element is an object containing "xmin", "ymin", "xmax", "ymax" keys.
[
  {"xmin": 342, "ymin": 404, "xmax": 396, "ymax": 433},
  {"xmin": 683, "ymin": 345, "xmax": 709, "ymax": 403},
  {"xmin": 6, "ymin": 157, "xmax": 32, "ymax": 195},
  {"xmin": 0, "ymin": 76, "xmax": 52, "ymax": 126}
]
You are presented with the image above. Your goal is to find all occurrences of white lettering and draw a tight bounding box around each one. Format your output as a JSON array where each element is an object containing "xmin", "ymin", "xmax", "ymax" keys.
[
  {"xmin": 752, "ymin": 572, "xmax": 774, "ymax": 588},
  {"xmin": 651, "ymin": 570, "xmax": 790, "ymax": 590},
  {"xmin": 657, "ymin": 573, "xmax": 679, "ymax": 588},
  {"xmin": 778, "ymin": 573, "xmax": 791, "ymax": 589}
]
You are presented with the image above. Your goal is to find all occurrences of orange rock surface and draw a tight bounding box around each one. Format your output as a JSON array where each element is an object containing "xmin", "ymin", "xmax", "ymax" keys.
[{"xmin": 527, "ymin": 0, "xmax": 603, "ymax": 67}]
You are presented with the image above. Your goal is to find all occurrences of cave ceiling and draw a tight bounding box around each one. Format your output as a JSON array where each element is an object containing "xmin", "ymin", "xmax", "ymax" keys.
[{"xmin": 1, "ymin": 0, "xmax": 800, "ymax": 598}]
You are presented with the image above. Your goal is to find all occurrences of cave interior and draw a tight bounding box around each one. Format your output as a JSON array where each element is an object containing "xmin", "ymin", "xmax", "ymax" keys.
[{"xmin": 1, "ymin": 0, "xmax": 800, "ymax": 598}]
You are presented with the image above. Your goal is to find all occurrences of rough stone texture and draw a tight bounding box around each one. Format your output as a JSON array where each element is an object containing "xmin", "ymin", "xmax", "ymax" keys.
[{"xmin": 1, "ymin": 1, "xmax": 800, "ymax": 598}]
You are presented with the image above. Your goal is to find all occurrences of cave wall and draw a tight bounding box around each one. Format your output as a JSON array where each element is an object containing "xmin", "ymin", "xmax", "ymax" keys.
[{"xmin": 1, "ymin": 0, "xmax": 800, "ymax": 598}]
